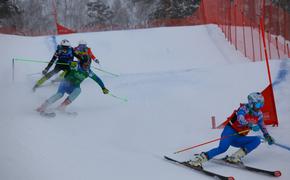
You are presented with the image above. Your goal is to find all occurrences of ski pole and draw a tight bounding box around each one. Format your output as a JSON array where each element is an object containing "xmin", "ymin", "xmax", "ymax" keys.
[
  {"xmin": 12, "ymin": 58, "xmax": 15, "ymax": 82},
  {"xmin": 92, "ymin": 66, "xmax": 120, "ymax": 77},
  {"xmin": 260, "ymin": 137, "xmax": 290, "ymax": 152},
  {"xmin": 173, "ymin": 129, "xmax": 250, "ymax": 154},
  {"xmin": 14, "ymin": 58, "xmax": 48, "ymax": 63},
  {"xmin": 26, "ymin": 72, "xmax": 42, "ymax": 76},
  {"xmin": 108, "ymin": 93, "xmax": 128, "ymax": 102},
  {"xmin": 273, "ymin": 142, "xmax": 290, "ymax": 152},
  {"xmin": 14, "ymin": 58, "xmax": 69, "ymax": 65}
]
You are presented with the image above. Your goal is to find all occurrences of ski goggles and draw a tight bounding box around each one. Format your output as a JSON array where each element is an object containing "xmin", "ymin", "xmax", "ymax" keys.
[{"xmin": 254, "ymin": 102, "xmax": 264, "ymax": 109}]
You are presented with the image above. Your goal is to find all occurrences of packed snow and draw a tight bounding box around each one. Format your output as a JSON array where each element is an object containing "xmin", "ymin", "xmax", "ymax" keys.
[{"xmin": 0, "ymin": 24, "xmax": 289, "ymax": 180}]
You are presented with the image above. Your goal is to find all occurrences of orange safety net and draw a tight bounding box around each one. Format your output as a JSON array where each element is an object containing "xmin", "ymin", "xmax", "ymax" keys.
[{"xmin": 200, "ymin": 0, "xmax": 289, "ymax": 60}]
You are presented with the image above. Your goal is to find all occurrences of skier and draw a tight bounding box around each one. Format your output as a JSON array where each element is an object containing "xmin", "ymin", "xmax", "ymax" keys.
[
  {"xmin": 51, "ymin": 40, "xmax": 99, "ymax": 83},
  {"xmin": 32, "ymin": 39, "xmax": 79, "ymax": 91},
  {"xmin": 187, "ymin": 92, "xmax": 275, "ymax": 167},
  {"xmin": 36, "ymin": 55, "xmax": 109, "ymax": 114},
  {"xmin": 74, "ymin": 40, "xmax": 100, "ymax": 64}
]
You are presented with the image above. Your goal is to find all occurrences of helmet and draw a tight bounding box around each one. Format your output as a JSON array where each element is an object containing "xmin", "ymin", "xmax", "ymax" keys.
[
  {"xmin": 78, "ymin": 40, "xmax": 87, "ymax": 46},
  {"xmin": 247, "ymin": 92, "xmax": 264, "ymax": 109},
  {"xmin": 60, "ymin": 39, "xmax": 71, "ymax": 47}
]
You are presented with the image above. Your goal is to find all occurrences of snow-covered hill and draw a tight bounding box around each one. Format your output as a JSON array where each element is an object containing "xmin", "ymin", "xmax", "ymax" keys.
[{"xmin": 0, "ymin": 24, "xmax": 289, "ymax": 180}]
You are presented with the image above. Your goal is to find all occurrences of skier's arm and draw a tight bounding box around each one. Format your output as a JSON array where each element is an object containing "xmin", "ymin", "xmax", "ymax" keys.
[
  {"xmin": 257, "ymin": 113, "xmax": 275, "ymax": 145},
  {"xmin": 88, "ymin": 70, "xmax": 109, "ymax": 94},
  {"xmin": 88, "ymin": 48, "xmax": 99, "ymax": 64},
  {"xmin": 256, "ymin": 111, "xmax": 268, "ymax": 135},
  {"xmin": 43, "ymin": 52, "xmax": 58, "ymax": 74},
  {"xmin": 236, "ymin": 106, "xmax": 248, "ymax": 126}
]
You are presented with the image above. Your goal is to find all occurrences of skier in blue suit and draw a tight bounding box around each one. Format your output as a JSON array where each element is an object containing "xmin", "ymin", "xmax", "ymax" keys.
[{"xmin": 188, "ymin": 92, "xmax": 275, "ymax": 167}]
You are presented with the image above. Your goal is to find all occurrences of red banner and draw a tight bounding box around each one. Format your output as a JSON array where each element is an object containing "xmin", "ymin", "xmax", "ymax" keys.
[
  {"xmin": 56, "ymin": 23, "xmax": 75, "ymax": 35},
  {"xmin": 261, "ymin": 84, "xmax": 278, "ymax": 126}
]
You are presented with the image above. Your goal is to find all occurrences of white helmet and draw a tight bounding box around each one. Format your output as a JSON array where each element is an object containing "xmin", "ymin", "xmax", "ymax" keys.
[
  {"xmin": 60, "ymin": 39, "xmax": 71, "ymax": 47},
  {"xmin": 247, "ymin": 92, "xmax": 264, "ymax": 109},
  {"xmin": 78, "ymin": 40, "xmax": 87, "ymax": 46}
]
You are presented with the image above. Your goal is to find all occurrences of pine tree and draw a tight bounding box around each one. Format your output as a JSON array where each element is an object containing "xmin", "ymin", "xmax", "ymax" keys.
[{"xmin": 87, "ymin": 0, "xmax": 113, "ymax": 25}]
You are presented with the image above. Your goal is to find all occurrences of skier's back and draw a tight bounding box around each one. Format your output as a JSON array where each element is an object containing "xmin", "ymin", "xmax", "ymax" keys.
[{"xmin": 33, "ymin": 39, "xmax": 78, "ymax": 91}]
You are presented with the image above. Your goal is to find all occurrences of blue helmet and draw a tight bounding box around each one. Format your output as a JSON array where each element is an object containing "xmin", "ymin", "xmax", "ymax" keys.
[{"xmin": 248, "ymin": 92, "xmax": 264, "ymax": 109}]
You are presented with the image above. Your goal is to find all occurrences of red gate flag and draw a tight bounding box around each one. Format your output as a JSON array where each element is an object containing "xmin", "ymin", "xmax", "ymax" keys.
[
  {"xmin": 216, "ymin": 84, "xmax": 279, "ymax": 129},
  {"xmin": 56, "ymin": 23, "xmax": 75, "ymax": 35}
]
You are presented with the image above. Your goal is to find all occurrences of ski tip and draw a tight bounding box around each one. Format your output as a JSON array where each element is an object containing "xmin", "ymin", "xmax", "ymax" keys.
[
  {"xmin": 164, "ymin": 156, "xmax": 171, "ymax": 160},
  {"xmin": 163, "ymin": 156, "xmax": 178, "ymax": 163},
  {"xmin": 228, "ymin": 176, "xmax": 235, "ymax": 180},
  {"xmin": 274, "ymin": 171, "xmax": 282, "ymax": 177}
]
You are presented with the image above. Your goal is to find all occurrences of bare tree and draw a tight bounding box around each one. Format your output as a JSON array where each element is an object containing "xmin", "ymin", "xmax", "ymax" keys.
[
  {"xmin": 17, "ymin": 0, "xmax": 54, "ymax": 34},
  {"xmin": 0, "ymin": 0, "xmax": 206, "ymax": 35},
  {"xmin": 0, "ymin": 0, "xmax": 20, "ymax": 28}
]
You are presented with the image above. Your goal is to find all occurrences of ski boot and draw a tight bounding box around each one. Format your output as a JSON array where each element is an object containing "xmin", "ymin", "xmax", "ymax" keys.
[
  {"xmin": 56, "ymin": 98, "xmax": 71, "ymax": 112},
  {"xmin": 225, "ymin": 148, "xmax": 246, "ymax": 164},
  {"xmin": 32, "ymin": 84, "xmax": 39, "ymax": 92},
  {"xmin": 33, "ymin": 76, "xmax": 49, "ymax": 92},
  {"xmin": 56, "ymin": 98, "xmax": 77, "ymax": 116},
  {"xmin": 36, "ymin": 100, "xmax": 49, "ymax": 113},
  {"xmin": 187, "ymin": 152, "xmax": 208, "ymax": 167}
]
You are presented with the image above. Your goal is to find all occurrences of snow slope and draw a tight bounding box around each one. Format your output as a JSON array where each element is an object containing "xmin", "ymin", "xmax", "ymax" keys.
[{"xmin": 0, "ymin": 24, "xmax": 289, "ymax": 180}]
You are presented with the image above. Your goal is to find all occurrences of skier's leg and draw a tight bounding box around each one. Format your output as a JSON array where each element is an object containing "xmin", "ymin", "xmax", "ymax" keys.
[
  {"xmin": 59, "ymin": 70, "xmax": 67, "ymax": 78},
  {"xmin": 225, "ymin": 148, "xmax": 247, "ymax": 163},
  {"xmin": 231, "ymin": 136, "xmax": 261, "ymax": 153},
  {"xmin": 36, "ymin": 92, "xmax": 64, "ymax": 112},
  {"xmin": 36, "ymin": 79, "xmax": 67, "ymax": 112},
  {"xmin": 47, "ymin": 92, "xmax": 65, "ymax": 104},
  {"xmin": 67, "ymin": 87, "xmax": 81, "ymax": 102},
  {"xmin": 188, "ymin": 125, "xmax": 235, "ymax": 167},
  {"xmin": 33, "ymin": 68, "xmax": 60, "ymax": 91},
  {"xmin": 57, "ymin": 86, "xmax": 81, "ymax": 111},
  {"xmin": 52, "ymin": 70, "xmax": 67, "ymax": 83},
  {"xmin": 225, "ymin": 136, "xmax": 260, "ymax": 163},
  {"xmin": 205, "ymin": 125, "xmax": 236, "ymax": 159}
]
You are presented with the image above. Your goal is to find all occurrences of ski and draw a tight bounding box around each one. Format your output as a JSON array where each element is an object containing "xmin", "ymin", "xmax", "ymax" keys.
[
  {"xmin": 164, "ymin": 156, "xmax": 234, "ymax": 180},
  {"xmin": 211, "ymin": 158, "xmax": 281, "ymax": 177},
  {"xmin": 54, "ymin": 109, "xmax": 78, "ymax": 117},
  {"xmin": 59, "ymin": 111, "xmax": 78, "ymax": 116},
  {"xmin": 40, "ymin": 111, "xmax": 56, "ymax": 118}
]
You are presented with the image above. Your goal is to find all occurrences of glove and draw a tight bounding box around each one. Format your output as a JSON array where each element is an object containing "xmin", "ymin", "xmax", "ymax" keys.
[
  {"xmin": 42, "ymin": 68, "xmax": 48, "ymax": 75},
  {"xmin": 70, "ymin": 61, "xmax": 78, "ymax": 68},
  {"xmin": 248, "ymin": 122, "xmax": 260, "ymax": 132},
  {"xmin": 264, "ymin": 133, "xmax": 275, "ymax": 145},
  {"xmin": 102, "ymin": 87, "xmax": 109, "ymax": 94},
  {"xmin": 94, "ymin": 58, "xmax": 100, "ymax": 64}
]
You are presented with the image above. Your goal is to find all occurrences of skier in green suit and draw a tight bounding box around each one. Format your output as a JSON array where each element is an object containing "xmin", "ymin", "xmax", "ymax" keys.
[{"xmin": 36, "ymin": 55, "xmax": 109, "ymax": 114}]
